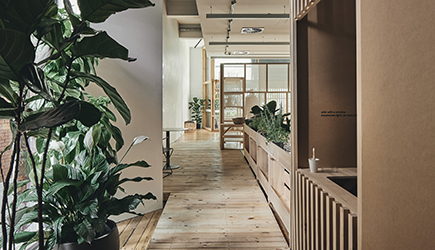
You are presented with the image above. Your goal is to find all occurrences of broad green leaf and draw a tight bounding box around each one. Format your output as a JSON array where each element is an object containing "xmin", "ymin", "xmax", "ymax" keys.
[
  {"xmin": 46, "ymin": 179, "xmax": 81, "ymax": 196},
  {"xmin": 15, "ymin": 209, "xmax": 38, "ymax": 230},
  {"xmin": 14, "ymin": 231, "xmax": 38, "ymax": 243},
  {"xmin": 75, "ymin": 101, "xmax": 101, "ymax": 127},
  {"xmin": 51, "ymin": 216, "xmax": 66, "ymax": 246},
  {"xmin": 0, "ymin": 29, "xmax": 35, "ymax": 81},
  {"xmin": 110, "ymin": 160, "xmax": 150, "ymax": 175},
  {"xmin": 7, "ymin": 179, "xmax": 29, "ymax": 196},
  {"xmin": 92, "ymin": 123, "xmax": 102, "ymax": 147},
  {"xmin": 1, "ymin": 0, "xmax": 57, "ymax": 34},
  {"xmin": 0, "ymin": 96, "xmax": 14, "ymax": 110},
  {"xmin": 20, "ymin": 64, "xmax": 54, "ymax": 101},
  {"xmin": 78, "ymin": 0, "xmax": 154, "ymax": 23},
  {"xmin": 71, "ymin": 71, "xmax": 131, "ymax": 125},
  {"xmin": 71, "ymin": 31, "xmax": 135, "ymax": 61},
  {"xmin": 266, "ymin": 100, "xmax": 277, "ymax": 113},
  {"xmin": 26, "ymin": 128, "xmax": 60, "ymax": 140},
  {"xmin": 52, "ymin": 164, "xmax": 69, "ymax": 181},
  {"xmin": 0, "ymin": 78, "xmax": 18, "ymax": 105},
  {"xmin": 106, "ymin": 192, "xmax": 156, "ymax": 216},
  {"xmin": 0, "ymin": 110, "xmax": 15, "ymax": 119},
  {"xmin": 77, "ymin": 198, "xmax": 98, "ymax": 218},
  {"xmin": 73, "ymin": 219, "xmax": 95, "ymax": 244},
  {"xmin": 19, "ymin": 101, "xmax": 80, "ymax": 131},
  {"xmin": 118, "ymin": 176, "xmax": 153, "ymax": 185}
]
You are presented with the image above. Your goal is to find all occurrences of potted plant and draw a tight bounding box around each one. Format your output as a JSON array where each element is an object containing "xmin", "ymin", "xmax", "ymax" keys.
[
  {"xmin": 14, "ymin": 132, "xmax": 156, "ymax": 250},
  {"xmin": 0, "ymin": 0, "xmax": 155, "ymax": 249},
  {"xmin": 245, "ymin": 101, "xmax": 291, "ymax": 148},
  {"xmin": 188, "ymin": 97, "xmax": 206, "ymax": 129}
]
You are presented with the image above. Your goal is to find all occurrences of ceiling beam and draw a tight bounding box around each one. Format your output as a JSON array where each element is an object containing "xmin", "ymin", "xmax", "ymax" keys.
[
  {"xmin": 209, "ymin": 42, "xmax": 290, "ymax": 46},
  {"xmin": 206, "ymin": 13, "xmax": 289, "ymax": 19}
]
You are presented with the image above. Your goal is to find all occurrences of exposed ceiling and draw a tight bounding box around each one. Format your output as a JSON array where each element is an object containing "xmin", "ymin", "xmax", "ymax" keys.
[{"xmin": 166, "ymin": 0, "xmax": 290, "ymax": 58}]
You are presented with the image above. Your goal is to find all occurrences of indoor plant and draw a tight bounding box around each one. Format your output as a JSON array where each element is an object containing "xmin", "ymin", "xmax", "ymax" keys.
[
  {"xmin": 245, "ymin": 101, "xmax": 291, "ymax": 147},
  {"xmin": 14, "ymin": 134, "xmax": 156, "ymax": 250},
  {"xmin": 0, "ymin": 0, "xmax": 155, "ymax": 249},
  {"xmin": 188, "ymin": 97, "xmax": 206, "ymax": 129}
]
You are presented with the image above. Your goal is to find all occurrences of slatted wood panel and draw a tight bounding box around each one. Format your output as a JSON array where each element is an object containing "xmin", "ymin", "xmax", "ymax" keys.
[
  {"xmin": 149, "ymin": 129, "xmax": 289, "ymax": 249},
  {"xmin": 295, "ymin": 172, "xmax": 358, "ymax": 250}
]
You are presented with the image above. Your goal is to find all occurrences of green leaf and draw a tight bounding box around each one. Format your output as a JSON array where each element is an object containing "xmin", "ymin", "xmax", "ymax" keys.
[
  {"xmin": 71, "ymin": 31, "xmax": 135, "ymax": 61},
  {"xmin": 46, "ymin": 179, "xmax": 81, "ymax": 197},
  {"xmin": 14, "ymin": 231, "xmax": 37, "ymax": 243},
  {"xmin": 105, "ymin": 193, "xmax": 156, "ymax": 216},
  {"xmin": 0, "ymin": 110, "xmax": 15, "ymax": 119},
  {"xmin": 7, "ymin": 179, "xmax": 29, "ymax": 196},
  {"xmin": 70, "ymin": 71, "xmax": 131, "ymax": 124},
  {"xmin": 0, "ymin": 29, "xmax": 35, "ymax": 81},
  {"xmin": 0, "ymin": 78, "xmax": 18, "ymax": 105},
  {"xmin": 78, "ymin": 0, "xmax": 155, "ymax": 23},
  {"xmin": 75, "ymin": 101, "xmax": 102, "ymax": 127},
  {"xmin": 74, "ymin": 219, "xmax": 95, "ymax": 244},
  {"xmin": 77, "ymin": 198, "xmax": 98, "ymax": 218},
  {"xmin": 1, "ymin": 0, "xmax": 57, "ymax": 34},
  {"xmin": 26, "ymin": 128, "xmax": 59, "ymax": 140},
  {"xmin": 20, "ymin": 64, "xmax": 54, "ymax": 101},
  {"xmin": 0, "ymin": 96, "xmax": 14, "ymax": 110},
  {"xmin": 92, "ymin": 123, "xmax": 102, "ymax": 147},
  {"xmin": 110, "ymin": 160, "xmax": 150, "ymax": 175},
  {"xmin": 118, "ymin": 176, "xmax": 153, "ymax": 185},
  {"xmin": 52, "ymin": 164, "xmax": 69, "ymax": 181},
  {"xmin": 19, "ymin": 101, "xmax": 80, "ymax": 131}
]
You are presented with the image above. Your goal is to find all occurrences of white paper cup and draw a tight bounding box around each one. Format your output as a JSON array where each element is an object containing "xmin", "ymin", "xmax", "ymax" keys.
[{"xmin": 308, "ymin": 158, "xmax": 320, "ymax": 173}]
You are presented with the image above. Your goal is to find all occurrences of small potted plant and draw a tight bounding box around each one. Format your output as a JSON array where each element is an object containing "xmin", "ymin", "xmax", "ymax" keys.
[{"xmin": 188, "ymin": 97, "xmax": 206, "ymax": 129}]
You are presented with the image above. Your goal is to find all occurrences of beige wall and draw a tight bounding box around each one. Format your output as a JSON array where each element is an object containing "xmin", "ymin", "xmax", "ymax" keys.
[
  {"xmin": 297, "ymin": 0, "xmax": 357, "ymax": 169},
  {"xmin": 91, "ymin": 1, "xmax": 163, "ymax": 220},
  {"xmin": 358, "ymin": 1, "xmax": 435, "ymax": 249},
  {"xmin": 162, "ymin": 1, "xmax": 192, "ymax": 142}
]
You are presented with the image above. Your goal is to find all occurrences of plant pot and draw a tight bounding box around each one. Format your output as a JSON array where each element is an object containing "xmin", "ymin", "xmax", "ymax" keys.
[
  {"xmin": 53, "ymin": 220, "xmax": 119, "ymax": 250},
  {"xmin": 196, "ymin": 123, "xmax": 201, "ymax": 129}
]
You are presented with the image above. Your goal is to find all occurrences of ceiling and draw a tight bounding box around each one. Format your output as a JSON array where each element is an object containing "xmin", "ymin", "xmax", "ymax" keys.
[{"xmin": 166, "ymin": 0, "xmax": 290, "ymax": 58}]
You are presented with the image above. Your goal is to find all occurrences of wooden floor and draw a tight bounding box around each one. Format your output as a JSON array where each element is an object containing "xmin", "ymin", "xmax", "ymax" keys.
[{"xmin": 118, "ymin": 129, "xmax": 288, "ymax": 250}]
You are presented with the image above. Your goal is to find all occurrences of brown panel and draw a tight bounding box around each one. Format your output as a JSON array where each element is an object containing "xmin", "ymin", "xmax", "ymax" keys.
[
  {"xmin": 297, "ymin": 0, "xmax": 357, "ymax": 169},
  {"xmin": 359, "ymin": 1, "xmax": 435, "ymax": 249}
]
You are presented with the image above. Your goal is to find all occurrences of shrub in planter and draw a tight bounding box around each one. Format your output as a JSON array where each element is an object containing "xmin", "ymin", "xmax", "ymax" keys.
[{"xmin": 246, "ymin": 101, "xmax": 291, "ymax": 147}]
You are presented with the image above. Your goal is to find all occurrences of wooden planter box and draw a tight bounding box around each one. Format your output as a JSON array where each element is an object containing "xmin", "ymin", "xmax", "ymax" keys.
[{"xmin": 243, "ymin": 124, "xmax": 292, "ymax": 237}]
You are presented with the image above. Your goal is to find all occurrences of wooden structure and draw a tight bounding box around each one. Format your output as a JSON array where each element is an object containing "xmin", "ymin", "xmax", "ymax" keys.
[
  {"xmin": 219, "ymin": 63, "xmax": 291, "ymax": 149},
  {"xmin": 202, "ymin": 79, "xmax": 220, "ymax": 131},
  {"xmin": 243, "ymin": 125, "xmax": 292, "ymax": 244},
  {"xmin": 295, "ymin": 169, "xmax": 357, "ymax": 250},
  {"xmin": 149, "ymin": 129, "xmax": 289, "ymax": 249}
]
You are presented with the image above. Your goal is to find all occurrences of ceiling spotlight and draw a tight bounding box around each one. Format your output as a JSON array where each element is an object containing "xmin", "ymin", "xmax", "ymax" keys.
[
  {"xmin": 241, "ymin": 27, "xmax": 264, "ymax": 34},
  {"xmin": 232, "ymin": 51, "xmax": 250, "ymax": 55}
]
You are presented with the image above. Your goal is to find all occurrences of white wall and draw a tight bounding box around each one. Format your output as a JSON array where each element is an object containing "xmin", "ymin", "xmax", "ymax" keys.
[
  {"xmin": 90, "ymin": 1, "xmax": 163, "ymax": 221},
  {"xmin": 162, "ymin": 1, "xmax": 191, "ymax": 142},
  {"xmin": 189, "ymin": 47, "xmax": 203, "ymax": 118}
]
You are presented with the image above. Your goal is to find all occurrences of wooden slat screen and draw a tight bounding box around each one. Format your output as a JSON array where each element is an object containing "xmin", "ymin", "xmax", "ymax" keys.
[
  {"xmin": 294, "ymin": 0, "xmax": 323, "ymax": 20},
  {"xmin": 295, "ymin": 172, "xmax": 358, "ymax": 250}
]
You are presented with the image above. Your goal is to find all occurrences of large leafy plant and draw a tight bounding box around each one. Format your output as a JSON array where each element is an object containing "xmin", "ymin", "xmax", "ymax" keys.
[
  {"xmin": 188, "ymin": 97, "xmax": 206, "ymax": 125},
  {"xmin": 14, "ymin": 134, "xmax": 155, "ymax": 249},
  {"xmin": 0, "ymin": 0, "xmax": 155, "ymax": 249},
  {"xmin": 245, "ymin": 101, "xmax": 291, "ymax": 145}
]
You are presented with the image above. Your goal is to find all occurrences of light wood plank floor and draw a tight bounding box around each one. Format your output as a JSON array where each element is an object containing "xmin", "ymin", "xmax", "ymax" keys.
[{"xmin": 119, "ymin": 129, "xmax": 289, "ymax": 250}]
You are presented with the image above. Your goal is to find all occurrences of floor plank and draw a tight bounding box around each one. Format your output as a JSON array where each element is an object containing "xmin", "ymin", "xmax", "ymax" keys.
[
  {"xmin": 148, "ymin": 130, "xmax": 288, "ymax": 249},
  {"xmin": 119, "ymin": 129, "xmax": 288, "ymax": 249}
]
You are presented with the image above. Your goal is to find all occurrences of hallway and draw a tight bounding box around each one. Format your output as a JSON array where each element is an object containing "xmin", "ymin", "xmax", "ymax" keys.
[{"xmin": 148, "ymin": 129, "xmax": 289, "ymax": 249}]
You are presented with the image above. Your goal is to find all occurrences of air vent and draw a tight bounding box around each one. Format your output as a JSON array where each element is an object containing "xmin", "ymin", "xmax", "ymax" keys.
[{"xmin": 241, "ymin": 27, "xmax": 264, "ymax": 34}]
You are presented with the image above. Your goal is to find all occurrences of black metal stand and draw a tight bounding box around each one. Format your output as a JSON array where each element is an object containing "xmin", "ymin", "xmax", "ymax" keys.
[{"xmin": 163, "ymin": 130, "xmax": 179, "ymax": 178}]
